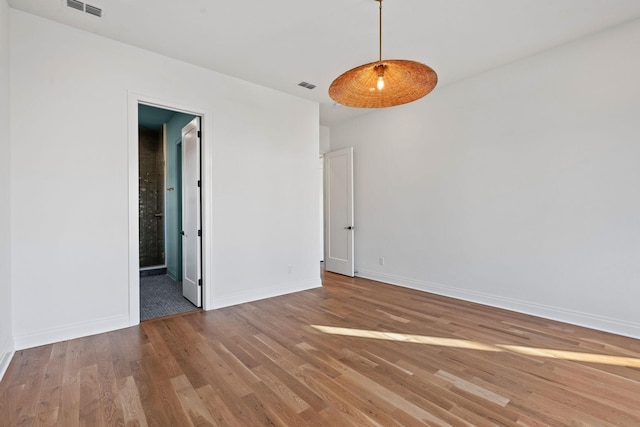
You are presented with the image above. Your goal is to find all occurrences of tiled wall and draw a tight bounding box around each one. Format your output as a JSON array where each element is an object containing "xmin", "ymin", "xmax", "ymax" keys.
[{"xmin": 139, "ymin": 126, "xmax": 165, "ymax": 268}]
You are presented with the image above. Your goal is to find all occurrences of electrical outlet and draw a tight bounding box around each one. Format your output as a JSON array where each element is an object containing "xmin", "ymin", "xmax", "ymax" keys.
[
  {"xmin": 379, "ymin": 257, "xmax": 385, "ymax": 266},
  {"xmin": 288, "ymin": 265, "xmax": 293, "ymax": 274}
]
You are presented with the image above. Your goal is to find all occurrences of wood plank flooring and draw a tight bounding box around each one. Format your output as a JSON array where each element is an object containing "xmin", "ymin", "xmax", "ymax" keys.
[{"xmin": 1, "ymin": 272, "xmax": 640, "ymax": 426}]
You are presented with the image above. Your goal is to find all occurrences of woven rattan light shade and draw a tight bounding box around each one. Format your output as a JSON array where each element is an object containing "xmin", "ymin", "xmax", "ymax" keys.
[
  {"xmin": 329, "ymin": 59, "xmax": 437, "ymax": 108},
  {"xmin": 329, "ymin": 0, "xmax": 437, "ymax": 108}
]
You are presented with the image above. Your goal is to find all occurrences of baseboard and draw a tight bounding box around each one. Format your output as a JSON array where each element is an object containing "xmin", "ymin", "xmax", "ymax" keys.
[
  {"xmin": 356, "ymin": 269, "xmax": 640, "ymax": 340},
  {"xmin": 211, "ymin": 277, "xmax": 322, "ymax": 310},
  {"xmin": 13, "ymin": 314, "xmax": 131, "ymax": 351},
  {"xmin": 166, "ymin": 267, "xmax": 179, "ymax": 282},
  {"xmin": 0, "ymin": 335, "xmax": 15, "ymax": 382}
]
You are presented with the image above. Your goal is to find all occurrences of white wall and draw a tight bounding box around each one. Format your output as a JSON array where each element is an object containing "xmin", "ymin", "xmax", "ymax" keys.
[
  {"xmin": 10, "ymin": 10, "xmax": 320, "ymax": 349},
  {"xmin": 319, "ymin": 125, "xmax": 330, "ymax": 155},
  {"xmin": 0, "ymin": 0, "xmax": 14, "ymax": 379},
  {"xmin": 331, "ymin": 19, "xmax": 640, "ymax": 338},
  {"xmin": 319, "ymin": 126, "xmax": 330, "ymax": 261}
]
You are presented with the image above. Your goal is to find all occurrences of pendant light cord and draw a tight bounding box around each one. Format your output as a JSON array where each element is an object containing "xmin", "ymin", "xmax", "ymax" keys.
[{"xmin": 378, "ymin": 0, "xmax": 383, "ymax": 62}]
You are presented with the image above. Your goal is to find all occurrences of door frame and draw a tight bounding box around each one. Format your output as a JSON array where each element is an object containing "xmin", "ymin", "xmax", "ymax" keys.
[{"xmin": 127, "ymin": 92, "xmax": 213, "ymax": 325}]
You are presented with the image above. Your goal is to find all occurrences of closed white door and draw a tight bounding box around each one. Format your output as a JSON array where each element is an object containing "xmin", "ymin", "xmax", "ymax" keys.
[
  {"xmin": 324, "ymin": 147, "xmax": 354, "ymax": 277},
  {"xmin": 181, "ymin": 118, "xmax": 202, "ymax": 307}
]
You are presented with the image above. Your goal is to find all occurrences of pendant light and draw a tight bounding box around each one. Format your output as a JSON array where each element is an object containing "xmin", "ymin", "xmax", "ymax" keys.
[{"xmin": 329, "ymin": 0, "xmax": 437, "ymax": 108}]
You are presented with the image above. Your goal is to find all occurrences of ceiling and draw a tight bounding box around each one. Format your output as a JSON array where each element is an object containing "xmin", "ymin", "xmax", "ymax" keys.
[
  {"xmin": 138, "ymin": 104, "xmax": 177, "ymax": 130},
  {"xmin": 9, "ymin": 0, "xmax": 640, "ymax": 127}
]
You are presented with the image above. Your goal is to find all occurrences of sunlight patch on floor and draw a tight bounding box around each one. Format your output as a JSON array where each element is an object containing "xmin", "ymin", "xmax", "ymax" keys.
[
  {"xmin": 310, "ymin": 325, "xmax": 500, "ymax": 351},
  {"xmin": 495, "ymin": 344, "xmax": 640, "ymax": 367},
  {"xmin": 310, "ymin": 325, "xmax": 640, "ymax": 368}
]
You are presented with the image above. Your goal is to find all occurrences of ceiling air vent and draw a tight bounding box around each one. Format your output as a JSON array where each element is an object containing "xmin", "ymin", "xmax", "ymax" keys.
[
  {"xmin": 66, "ymin": 0, "xmax": 84, "ymax": 12},
  {"xmin": 85, "ymin": 4, "xmax": 103, "ymax": 17},
  {"xmin": 298, "ymin": 81, "xmax": 317, "ymax": 90},
  {"xmin": 66, "ymin": 0, "xmax": 103, "ymax": 18}
]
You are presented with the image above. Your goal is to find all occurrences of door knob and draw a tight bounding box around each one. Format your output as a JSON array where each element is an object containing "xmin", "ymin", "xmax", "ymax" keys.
[{"xmin": 344, "ymin": 226, "xmax": 354, "ymax": 230}]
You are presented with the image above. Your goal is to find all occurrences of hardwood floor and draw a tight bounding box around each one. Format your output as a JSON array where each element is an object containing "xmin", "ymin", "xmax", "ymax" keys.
[{"xmin": 2, "ymin": 272, "xmax": 640, "ymax": 426}]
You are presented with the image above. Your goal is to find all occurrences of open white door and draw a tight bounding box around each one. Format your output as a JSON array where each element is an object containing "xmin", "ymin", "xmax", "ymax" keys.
[
  {"xmin": 324, "ymin": 147, "xmax": 354, "ymax": 277},
  {"xmin": 181, "ymin": 117, "xmax": 202, "ymax": 307}
]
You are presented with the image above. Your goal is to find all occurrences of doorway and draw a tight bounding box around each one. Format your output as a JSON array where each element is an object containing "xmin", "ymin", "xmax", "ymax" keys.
[
  {"xmin": 133, "ymin": 101, "xmax": 203, "ymax": 321},
  {"xmin": 324, "ymin": 147, "xmax": 355, "ymax": 277}
]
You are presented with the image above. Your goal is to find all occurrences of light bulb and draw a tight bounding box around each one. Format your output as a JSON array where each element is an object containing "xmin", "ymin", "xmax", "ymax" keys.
[{"xmin": 374, "ymin": 64, "xmax": 386, "ymax": 91}]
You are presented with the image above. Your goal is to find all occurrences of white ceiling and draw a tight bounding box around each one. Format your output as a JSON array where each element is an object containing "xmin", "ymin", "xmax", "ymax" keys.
[{"xmin": 9, "ymin": 0, "xmax": 640, "ymax": 127}]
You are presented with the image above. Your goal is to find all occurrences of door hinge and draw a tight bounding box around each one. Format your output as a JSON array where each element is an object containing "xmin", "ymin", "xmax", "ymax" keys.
[
  {"xmin": 197, "ymin": 130, "xmax": 201, "ymax": 138},
  {"xmin": 197, "ymin": 230, "xmax": 201, "ymax": 237},
  {"xmin": 197, "ymin": 180, "xmax": 201, "ymax": 187},
  {"xmin": 198, "ymin": 278, "xmax": 202, "ymax": 287}
]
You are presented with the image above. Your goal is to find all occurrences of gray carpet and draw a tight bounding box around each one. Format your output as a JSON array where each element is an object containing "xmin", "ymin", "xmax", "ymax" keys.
[{"xmin": 140, "ymin": 274, "xmax": 199, "ymax": 321}]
